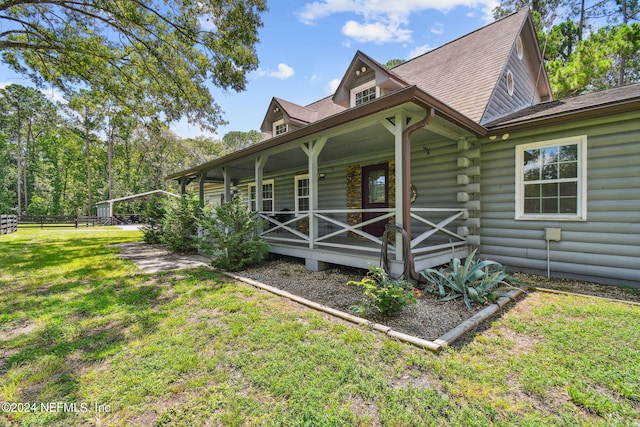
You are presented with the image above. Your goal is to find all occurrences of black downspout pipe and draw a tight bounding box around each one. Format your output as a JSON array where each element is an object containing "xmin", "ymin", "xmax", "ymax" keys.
[{"xmin": 402, "ymin": 106, "xmax": 435, "ymax": 282}]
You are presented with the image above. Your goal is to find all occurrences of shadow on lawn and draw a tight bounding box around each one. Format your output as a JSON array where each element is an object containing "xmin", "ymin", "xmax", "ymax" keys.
[
  {"xmin": 2, "ymin": 274, "xmax": 167, "ymax": 365},
  {"xmin": 0, "ymin": 236, "xmax": 132, "ymax": 278},
  {"xmin": 0, "ymin": 267, "xmax": 223, "ymax": 408}
]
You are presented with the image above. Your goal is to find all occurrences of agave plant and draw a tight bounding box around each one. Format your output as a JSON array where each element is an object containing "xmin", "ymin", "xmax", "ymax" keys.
[{"xmin": 420, "ymin": 249, "xmax": 519, "ymax": 309}]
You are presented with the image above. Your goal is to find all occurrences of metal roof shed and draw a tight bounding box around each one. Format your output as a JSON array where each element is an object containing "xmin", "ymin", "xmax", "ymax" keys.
[{"xmin": 96, "ymin": 190, "xmax": 180, "ymax": 219}]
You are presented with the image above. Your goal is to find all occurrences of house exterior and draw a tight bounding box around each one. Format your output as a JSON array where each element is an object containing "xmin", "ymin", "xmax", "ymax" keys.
[{"xmin": 168, "ymin": 8, "xmax": 640, "ymax": 287}]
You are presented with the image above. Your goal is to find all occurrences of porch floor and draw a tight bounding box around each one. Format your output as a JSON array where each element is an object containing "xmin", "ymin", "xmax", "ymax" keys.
[{"xmin": 264, "ymin": 234, "xmax": 468, "ymax": 276}]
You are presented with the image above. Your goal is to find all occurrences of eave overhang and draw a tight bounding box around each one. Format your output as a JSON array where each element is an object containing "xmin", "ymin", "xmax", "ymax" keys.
[
  {"xmin": 486, "ymin": 98, "xmax": 640, "ymax": 134},
  {"xmin": 167, "ymin": 85, "xmax": 487, "ymax": 181}
]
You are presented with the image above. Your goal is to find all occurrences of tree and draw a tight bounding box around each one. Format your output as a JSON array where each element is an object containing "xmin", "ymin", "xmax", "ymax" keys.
[
  {"xmin": 385, "ymin": 59, "xmax": 406, "ymax": 68},
  {"xmin": 0, "ymin": 84, "xmax": 57, "ymax": 215},
  {"xmin": 0, "ymin": 0, "xmax": 268, "ymax": 131},
  {"xmin": 493, "ymin": 0, "xmax": 564, "ymax": 29},
  {"xmin": 222, "ymin": 130, "xmax": 263, "ymax": 153},
  {"xmin": 0, "ymin": 131, "xmax": 14, "ymax": 213},
  {"xmin": 67, "ymin": 90, "xmax": 105, "ymax": 215},
  {"xmin": 493, "ymin": 0, "xmax": 640, "ymax": 97},
  {"xmin": 546, "ymin": 23, "xmax": 640, "ymax": 96}
]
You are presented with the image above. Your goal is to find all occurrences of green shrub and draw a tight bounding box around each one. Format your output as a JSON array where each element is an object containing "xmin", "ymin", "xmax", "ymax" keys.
[
  {"xmin": 198, "ymin": 196, "xmax": 269, "ymax": 271},
  {"xmin": 348, "ymin": 267, "xmax": 418, "ymax": 317},
  {"xmin": 420, "ymin": 249, "xmax": 520, "ymax": 309},
  {"xmin": 160, "ymin": 195, "xmax": 200, "ymax": 253},
  {"xmin": 141, "ymin": 195, "xmax": 167, "ymax": 244}
]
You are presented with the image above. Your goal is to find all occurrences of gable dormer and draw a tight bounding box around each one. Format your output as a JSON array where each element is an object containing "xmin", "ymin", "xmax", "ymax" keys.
[
  {"xmin": 332, "ymin": 51, "xmax": 407, "ymax": 108},
  {"xmin": 480, "ymin": 8, "xmax": 553, "ymax": 124},
  {"xmin": 260, "ymin": 97, "xmax": 318, "ymax": 139}
]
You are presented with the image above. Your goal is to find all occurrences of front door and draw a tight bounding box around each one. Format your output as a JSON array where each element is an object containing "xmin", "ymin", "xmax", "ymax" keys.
[{"xmin": 362, "ymin": 163, "xmax": 389, "ymax": 237}]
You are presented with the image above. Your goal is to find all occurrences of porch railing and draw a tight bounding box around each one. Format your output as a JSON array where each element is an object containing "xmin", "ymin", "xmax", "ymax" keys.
[{"xmin": 257, "ymin": 207, "xmax": 467, "ymax": 257}]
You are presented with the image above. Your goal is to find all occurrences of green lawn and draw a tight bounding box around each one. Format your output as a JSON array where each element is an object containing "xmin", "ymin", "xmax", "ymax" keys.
[{"xmin": 1, "ymin": 228, "xmax": 638, "ymax": 426}]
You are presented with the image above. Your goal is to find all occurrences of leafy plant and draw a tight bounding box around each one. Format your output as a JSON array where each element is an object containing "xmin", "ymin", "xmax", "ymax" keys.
[
  {"xmin": 420, "ymin": 249, "xmax": 520, "ymax": 309},
  {"xmin": 348, "ymin": 266, "xmax": 418, "ymax": 317},
  {"xmin": 198, "ymin": 196, "xmax": 269, "ymax": 271}
]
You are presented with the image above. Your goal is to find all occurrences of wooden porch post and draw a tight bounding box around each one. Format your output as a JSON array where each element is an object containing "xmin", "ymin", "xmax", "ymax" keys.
[
  {"xmin": 303, "ymin": 138, "xmax": 327, "ymax": 249},
  {"xmin": 222, "ymin": 167, "xmax": 231, "ymax": 203},
  {"xmin": 180, "ymin": 178, "xmax": 187, "ymax": 195},
  {"xmin": 393, "ymin": 112, "xmax": 406, "ymax": 261},
  {"xmin": 198, "ymin": 173, "xmax": 205, "ymax": 208},
  {"xmin": 382, "ymin": 113, "xmax": 407, "ymax": 262},
  {"xmin": 255, "ymin": 156, "xmax": 269, "ymax": 212}
]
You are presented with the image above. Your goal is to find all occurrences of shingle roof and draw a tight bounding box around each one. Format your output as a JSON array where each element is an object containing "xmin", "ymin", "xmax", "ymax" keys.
[
  {"xmin": 392, "ymin": 8, "xmax": 530, "ymax": 123},
  {"xmin": 272, "ymin": 8, "xmax": 530, "ymax": 126},
  {"xmin": 486, "ymin": 82, "xmax": 640, "ymax": 128},
  {"xmin": 300, "ymin": 96, "xmax": 346, "ymax": 120},
  {"xmin": 274, "ymin": 97, "xmax": 318, "ymax": 124}
]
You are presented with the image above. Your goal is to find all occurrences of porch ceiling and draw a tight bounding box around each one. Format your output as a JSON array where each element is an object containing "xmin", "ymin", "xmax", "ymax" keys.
[{"xmin": 202, "ymin": 106, "xmax": 472, "ymax": 182}]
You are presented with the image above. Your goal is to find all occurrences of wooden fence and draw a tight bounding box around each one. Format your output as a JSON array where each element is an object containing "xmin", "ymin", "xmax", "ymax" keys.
[
  {"xmin": 18, "ymin": 216, "xmax": 102, "ymax": 228},
  {"xmin": 1, "ymin": 215, "xmax": 18, "ymax": 235}
]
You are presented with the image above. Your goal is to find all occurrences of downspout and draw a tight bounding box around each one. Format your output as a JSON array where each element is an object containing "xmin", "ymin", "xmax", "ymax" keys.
[{"xmin": 402, "ymin": 106, "xmax": 435, "ymax": 282}]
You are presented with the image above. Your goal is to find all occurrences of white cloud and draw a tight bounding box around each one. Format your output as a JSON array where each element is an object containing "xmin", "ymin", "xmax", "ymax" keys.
[
  {"xmin": 0, "ymin": 82, "xmax": 65, "ymax": 103},
  {"xmin": 198, "ymin": 15, "xmax": 217, "ymax": 31},
  {"xmin": 41, "ymin": 87, "xmax": 65, "ymax": 103},
  {"xmin": 268, "ymin": 63, "xmax": 295, "ymax": 80},
  {"xmin": 342, "ymin": 20, "xmax": 411, "ymax": 43},
  {"xmin": 430, "ymin": 22, "xmax": 444, "ymax": 35},
  {"xmin": 298, "ymin": 0, "xmax": 497, "ymax": 43},
  {"xmin": 326, "ymin": 78, "xmax": 341, "ymax": 95},
  {"xmin": 408, "ymin": 44, "xmax": 433, "ymax": 58}
]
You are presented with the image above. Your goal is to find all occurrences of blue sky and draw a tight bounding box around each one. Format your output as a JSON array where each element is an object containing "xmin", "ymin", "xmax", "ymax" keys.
[{"xmin": 0, "ymin": 0, "xmax": 499, "ymax": 139}]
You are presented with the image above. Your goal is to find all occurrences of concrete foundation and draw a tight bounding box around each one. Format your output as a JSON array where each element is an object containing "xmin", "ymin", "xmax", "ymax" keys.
[{"xmin": 305, "ymin": 258, "xmax": 330, "ymax": 271}]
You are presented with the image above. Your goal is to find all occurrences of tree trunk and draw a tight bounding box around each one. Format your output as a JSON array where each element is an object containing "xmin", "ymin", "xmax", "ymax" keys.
[
  {"xmin": 85, "ymin": 111, "xmax": 92, "ymax": 216},
  {"xmin": 107, "ymin": 115, "xmax": 113, "ymax": 200},
  {"xmin": 24, "ymin": 118, "xmax": 33, "ymax": 213},
  {"xmin": 618, "ymin": 0, "xmax": 628, "ymax": 87},
  {"xmin": 16, "ymin": 134, "xmax": 22, "ymax": 216}
]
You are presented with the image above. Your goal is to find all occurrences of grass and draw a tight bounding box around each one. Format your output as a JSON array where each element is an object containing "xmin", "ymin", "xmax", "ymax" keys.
[{"xmin": 1, "ymin": 228, "xmax": 639, "ymax": 426}]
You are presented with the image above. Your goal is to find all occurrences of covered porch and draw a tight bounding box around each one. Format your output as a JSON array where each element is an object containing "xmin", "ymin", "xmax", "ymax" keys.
[
  {"xmin": 171, "ymin": 88, "xmax": 483, "ymax": 277},
  {"xmin": 259, "ymin": 207, "xmax": 469, "ymax": 276}
]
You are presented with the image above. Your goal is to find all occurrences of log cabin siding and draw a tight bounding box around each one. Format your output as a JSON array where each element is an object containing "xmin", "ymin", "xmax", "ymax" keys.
[{"xmin": 480, "ymin": 112, "xmax": 640, "ymax": 286}]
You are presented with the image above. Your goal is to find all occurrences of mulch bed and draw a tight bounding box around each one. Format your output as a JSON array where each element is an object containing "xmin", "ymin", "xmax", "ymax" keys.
[{"xmin": 237, "ymin": 257, "xmax": 640, "ymax": 343}]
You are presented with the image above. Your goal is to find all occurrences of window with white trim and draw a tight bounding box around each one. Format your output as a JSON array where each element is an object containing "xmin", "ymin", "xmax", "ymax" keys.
[
  {"xmin": 295, "ymin": 174, "xmax": 309, "ymax": 213},
  {"xmin": 273, "ymin": 119, "xmax": 288, "ymax": 136},
  {"xmin": 350, "ymin": 81, "xmax": 379, "ymax": 107},
  {"xmin": 515, "ymin": 135, "xmax": 587, "ymax": 220},
  {"xmin": 248, "ymin": 179, "xmax": 275, "ymax": 213}
]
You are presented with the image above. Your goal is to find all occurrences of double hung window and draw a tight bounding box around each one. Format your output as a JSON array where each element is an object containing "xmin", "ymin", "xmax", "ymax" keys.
[
  {"xmin": 248, "ymin": 179, "xmax": 275, "ymax": 213},
  {"xmin": 515, "ymin": 136, "xmax": 587, "ymax": 220}
]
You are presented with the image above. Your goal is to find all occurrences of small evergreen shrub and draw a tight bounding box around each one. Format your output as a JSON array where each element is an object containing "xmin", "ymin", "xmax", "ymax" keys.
[
  {"xmin": 160, "ymin": 195, "xmax": 200, "ymax": 253},
  {"xmin": 348, "ymin": 267, "xmax": 418, "ymax": 317},
  {"xmin": 198, "ymin": 196, "xmax": 269, "ymax": 271},
  {"xmin": 141, "ymin": 195, "xmax": 167, "ymax": 244},
  {"xmin": 420, "ymin": 249, "xmax": 520, "ymax": 309}
]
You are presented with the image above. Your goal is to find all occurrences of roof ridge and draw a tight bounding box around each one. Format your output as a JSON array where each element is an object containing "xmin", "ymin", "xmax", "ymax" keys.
[{"xmin": 395, "ymin": 7, "xmax": 529, "ymax": 69}]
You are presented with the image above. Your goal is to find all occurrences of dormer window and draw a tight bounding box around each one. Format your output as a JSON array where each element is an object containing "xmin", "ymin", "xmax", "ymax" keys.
[
  {"xmin": 350, "ymin": 81, "xmax": 379, "ymax": 107},
  {"xmin": 273, "ymin": 119, "xmax": 288, "ymax": 136}
]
